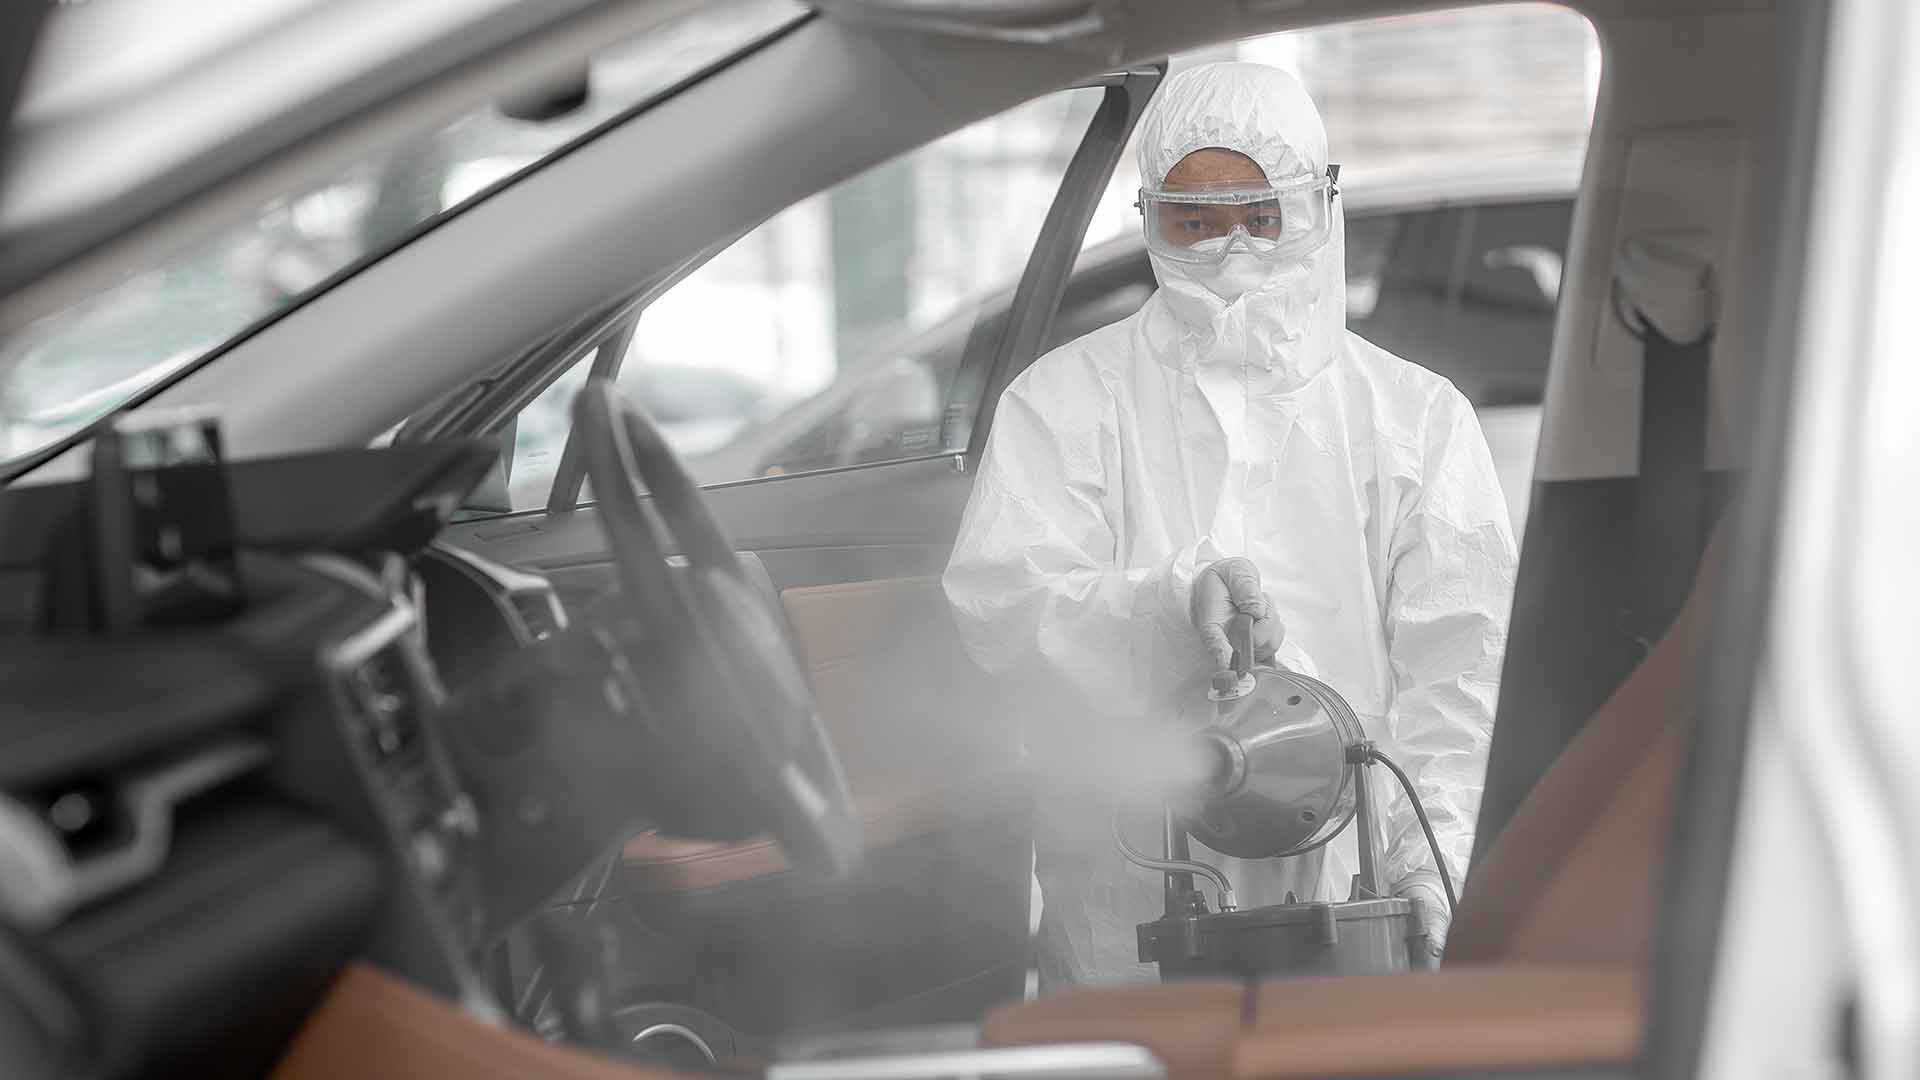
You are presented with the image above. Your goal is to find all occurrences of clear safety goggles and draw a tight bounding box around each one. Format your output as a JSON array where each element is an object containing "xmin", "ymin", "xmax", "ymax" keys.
[{"xmin": 1136, "ymin": 165, "xmax": 1340, "ymax": 265}]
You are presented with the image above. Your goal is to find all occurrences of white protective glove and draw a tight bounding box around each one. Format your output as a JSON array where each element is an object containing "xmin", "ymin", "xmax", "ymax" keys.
[
  {"xmin": 1189, "ymin": 557, "xmax": 1284, "ymax": 671},
  {"xmin": 1396, "ymin": 871, "xmax": 1452, "ymax": 970}
]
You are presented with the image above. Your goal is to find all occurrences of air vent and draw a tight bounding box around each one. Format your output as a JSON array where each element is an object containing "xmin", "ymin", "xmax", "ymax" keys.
[
  {"xmin": 509, "ymin": 589, "xmax": 567, "ymax": 643},
  {"xmin": 0, "ymin": 740, "xmax": 270, "ymax": 929}
]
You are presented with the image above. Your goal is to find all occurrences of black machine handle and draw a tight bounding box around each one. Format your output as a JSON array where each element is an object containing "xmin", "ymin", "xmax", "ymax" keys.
[{"xmin": 1229, "ymin": 611, "xmax": 1257, "ymax": 678}]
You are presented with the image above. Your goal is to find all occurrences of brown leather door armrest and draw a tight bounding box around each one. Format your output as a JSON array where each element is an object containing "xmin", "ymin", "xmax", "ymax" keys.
[
  {"xmin": 622, "ymin": 763, "xmax": 1030, "ymax": 894},
  {"xmin": 272, "ymin": 963, "xmax": 691, "ymax": 1080},
  {"xmin": 1236, "ymin": 966, "xmax": 1642, "ymax": 1079}
]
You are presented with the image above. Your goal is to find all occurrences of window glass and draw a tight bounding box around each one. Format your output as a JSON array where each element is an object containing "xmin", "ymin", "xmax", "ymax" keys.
[
  {"xmin": 1343, "ymin": 214, "xmax": 1403, "ymax": 320},
  {"xmin": 492, "ymin": 89, "xmax": 1101, "ymax": 510},
  {"xmin": 0, "ymin": 0, "xmax": 808, "ymax": 476},
  {"xmin": 1342, "ymin": 199, "xmax": 1571, "ymax": 408},
  {"xmin": 582, "ymin": 88, "xmax": 1103, "ymax": 493},
  {"xmin": 1079, "ymin": 3, "xmax": 1598, "ymax": 252},
  {"xmin": 1454, "ymin": 199, "xmax": 1572, "ymax": 405},
  {"xmin": 507, "ymin": 352, "xmax": 597, "ymax": 512},
  {"xmin": 1347, "ymin": 206, "xmax": 1466, "ymax": 384}
]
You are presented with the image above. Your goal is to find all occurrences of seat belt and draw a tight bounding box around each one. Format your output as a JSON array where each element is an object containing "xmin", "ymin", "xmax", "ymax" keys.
[{"xmin": 1612, "ymin": 230, "xmax": 1718, "ymax": 650}]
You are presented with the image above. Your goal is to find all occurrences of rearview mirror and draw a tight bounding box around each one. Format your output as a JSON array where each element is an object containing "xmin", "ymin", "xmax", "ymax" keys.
[{"xmin": 498, "ymin": 65, "xmax": 591, "ymax": 122}]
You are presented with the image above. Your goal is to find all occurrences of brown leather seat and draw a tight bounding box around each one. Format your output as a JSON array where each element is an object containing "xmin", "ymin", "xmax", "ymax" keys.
[{"xmin": 983, "ymin": 527, "xmax": 1729, "ymax": 1079}]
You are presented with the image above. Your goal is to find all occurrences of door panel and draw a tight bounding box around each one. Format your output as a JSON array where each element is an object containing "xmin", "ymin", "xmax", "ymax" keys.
[
  {"xmin": 620, "ymin": 571, "xmax": 1032, "ymax": 1036},
  {"xmin": 781, "ymin": 574, "xmax": 1019, "ymax": 787}
]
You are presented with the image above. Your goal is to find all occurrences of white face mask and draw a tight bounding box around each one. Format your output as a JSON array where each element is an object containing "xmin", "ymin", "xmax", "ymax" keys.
[
  {"xmin": 1191, "ymin": 253, "xmax": 1274, "ymax": 302},
  {"xmin": 1151, "ymin": 237, "xmax": 1332, "ymax": 364},
  {"xmin": 1182, "ymin": 236, "xmax": 1324, "ymax": 319},
  {"xmin": 1182, "ymin": 233, "xmax": 1274, "ymax": 299}
]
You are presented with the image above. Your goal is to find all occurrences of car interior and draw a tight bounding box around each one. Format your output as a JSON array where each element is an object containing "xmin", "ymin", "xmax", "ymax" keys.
[{"xmin": 0, "ymin": 0, "xmax": 1815, "ymax": 1077}]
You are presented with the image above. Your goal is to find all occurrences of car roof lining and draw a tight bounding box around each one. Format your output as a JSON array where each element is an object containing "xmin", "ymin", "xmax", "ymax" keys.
[{"xmin": 11, "ymin": 0, "xmax": 1776, "ymax": 485}]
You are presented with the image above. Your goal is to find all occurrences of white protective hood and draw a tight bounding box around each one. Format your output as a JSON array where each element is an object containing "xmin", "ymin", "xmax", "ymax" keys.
[
  {"xmin": 944, "ymin": 62, "xmax": 1517, "ymax": 986},
  {"xmin": 1135, "ymin": 60, "xmax": 1346, "ymax": 388}
]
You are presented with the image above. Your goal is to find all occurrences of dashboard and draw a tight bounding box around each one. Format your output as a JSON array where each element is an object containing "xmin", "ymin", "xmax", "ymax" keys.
[
  {"xmin": 0, "ymin": 441, "xmax": 585, "ymax": 1076},
  {"xmin": 0, "ymin": 437, "xmax": 1142, "ymax": 1080}
]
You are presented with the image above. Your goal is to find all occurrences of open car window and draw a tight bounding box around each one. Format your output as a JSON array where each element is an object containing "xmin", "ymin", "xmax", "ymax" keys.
[{"xmin": 498, "ymin": 86, "xmax": 1107, "ymax": 511}]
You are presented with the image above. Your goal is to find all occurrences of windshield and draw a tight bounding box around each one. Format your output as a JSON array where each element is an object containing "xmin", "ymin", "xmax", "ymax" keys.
[{"xmin": 0, "ymin": 0, "xmax": 806, "ymax": 475}]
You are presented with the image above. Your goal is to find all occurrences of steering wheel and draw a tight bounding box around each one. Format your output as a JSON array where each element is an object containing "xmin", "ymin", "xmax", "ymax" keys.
[{"xmin": 570, "ymin": 376, "xmax": 862, "ymax": 878}]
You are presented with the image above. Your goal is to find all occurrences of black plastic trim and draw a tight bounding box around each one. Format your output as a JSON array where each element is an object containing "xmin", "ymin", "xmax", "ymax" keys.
[
  {"xmin": 546, "ymin": 316, "xmax": 638, "ymax": 514},
  {"xmin": 966, "ymin": 63, "xmax": 1165, "ymax": 470}
]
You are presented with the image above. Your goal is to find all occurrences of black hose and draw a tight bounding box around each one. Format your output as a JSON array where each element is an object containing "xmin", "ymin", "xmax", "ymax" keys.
[{"xmin": 1365, "ymin": 748, "xmax": 1458, "ymax": 914}]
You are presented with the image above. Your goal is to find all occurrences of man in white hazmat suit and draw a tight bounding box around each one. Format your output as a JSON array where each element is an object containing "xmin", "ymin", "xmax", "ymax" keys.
[{"xmin": 943, "ymin": 62, "xmax": 1517, "ymax": 987}]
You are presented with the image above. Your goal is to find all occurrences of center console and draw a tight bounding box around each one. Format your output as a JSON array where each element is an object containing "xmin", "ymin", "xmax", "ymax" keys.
[{"xmin": 305, "ymin": 553, "xmax": 500, "ymax": 1012}]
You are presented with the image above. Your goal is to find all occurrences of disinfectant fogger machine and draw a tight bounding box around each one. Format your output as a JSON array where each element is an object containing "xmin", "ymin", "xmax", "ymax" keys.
[{"xmin": 1117, "ymin": 615, "xmax": 1459, "ymax": 979}]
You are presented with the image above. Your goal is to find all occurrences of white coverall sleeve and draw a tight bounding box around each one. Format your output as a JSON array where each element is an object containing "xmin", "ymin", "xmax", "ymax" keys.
[
  {"xmin": 943, "ymin": 366, "xmax": 1222, "ymax": 719},
  {"xmin": 1378, "ymin": 392, "xmax": 1518, "ymax": 891}
]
